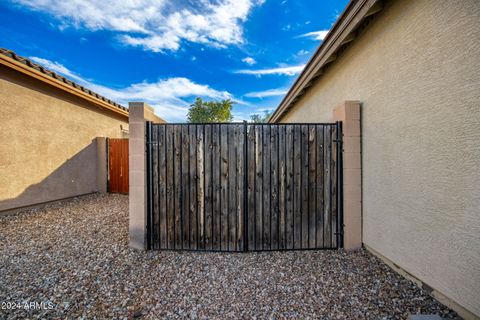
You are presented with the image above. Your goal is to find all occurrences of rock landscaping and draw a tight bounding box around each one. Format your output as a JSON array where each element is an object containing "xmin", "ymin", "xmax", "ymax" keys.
[{"xmin": 0, "ymin": 194, "xmax": 460, "ymax": 319}]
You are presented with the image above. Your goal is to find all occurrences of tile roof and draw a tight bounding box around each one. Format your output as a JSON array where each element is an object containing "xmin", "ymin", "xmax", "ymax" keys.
[{"xmin": 0, "ymin": 48, "xmax": 128, "ymax": 113}]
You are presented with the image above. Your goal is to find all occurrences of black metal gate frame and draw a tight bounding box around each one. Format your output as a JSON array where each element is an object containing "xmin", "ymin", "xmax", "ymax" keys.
[{"xmin": 145, "ymin": 121, "xmax": 344, "ymax": 251}]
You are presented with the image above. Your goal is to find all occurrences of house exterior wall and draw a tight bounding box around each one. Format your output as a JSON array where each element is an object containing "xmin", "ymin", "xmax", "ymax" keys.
[
  {"xmin": 0, "ymin": 65, "xmax": 128, "ymax": 213},
  {"xmin": 278, "ymin": 0, "xmax": 480, "ymax": 317}
]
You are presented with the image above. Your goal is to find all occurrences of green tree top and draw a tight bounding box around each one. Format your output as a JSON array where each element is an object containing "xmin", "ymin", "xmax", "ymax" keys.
[
  {"xmin": 249, "ymin": 110, "xmax": 272, "ymax": 123},
  {"xmin": 187, "ymin": 97, "xmax": 234, "ymax": 123}
]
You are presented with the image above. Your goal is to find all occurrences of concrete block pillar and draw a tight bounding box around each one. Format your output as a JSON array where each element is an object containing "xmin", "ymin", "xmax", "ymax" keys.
[
  {"xmin": 129, "ymin": 102, "xmax": 165, "ymax": 250},
  {"xmin": 333, "ymin": 101, "xmax": 362, "ymax": 250},
  {"xmin": 129, "ymin": 102, "xmax": 152, "ymax": 250}
]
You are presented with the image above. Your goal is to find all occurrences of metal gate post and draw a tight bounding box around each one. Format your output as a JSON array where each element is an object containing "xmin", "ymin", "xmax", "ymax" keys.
[{"xmin": 335, "ymin": 121, "xmax": 344, "ymax": 248}]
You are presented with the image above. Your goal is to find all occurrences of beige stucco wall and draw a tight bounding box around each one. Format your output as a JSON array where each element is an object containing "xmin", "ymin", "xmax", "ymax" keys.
[
  {"xmin": 280, "ymin": 0, "xmax": 480, "ymax": 316},
  {"xmin": 0, "ymin": 65, "xmax": 128, "ymax": 212}
]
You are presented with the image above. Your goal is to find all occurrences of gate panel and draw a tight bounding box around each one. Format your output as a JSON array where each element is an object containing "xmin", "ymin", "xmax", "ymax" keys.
[
  {"xmin": 147, "ymin": 122, "xmax": 342, "ymax": 251},
  {"xmin": 246, "ymin": 124, "xmax": 340, "ymax": 250},
  {"xmin": 149, "ymin": 123, "xmax": 246, "ymax": 252},
  {"xmin": 108, "ymin": 138, "xmax": 129, "ymax": 194}
]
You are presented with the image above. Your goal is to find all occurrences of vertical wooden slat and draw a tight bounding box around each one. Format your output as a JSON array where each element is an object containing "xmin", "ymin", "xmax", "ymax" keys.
[
  {"xmin": 308, "ymin": 125, "xmax": 317, "ymax": 249},
  {"xmin": 204, "ymin": 125, "xmax": 213, "ymax": 250},
  {"xmin": 166, "ymin": 126, "xmax": 175, "ymax": 249},
  {"xmin": 119, "ymin": 140, "xmax": 122, "ymax": 192},
  {"xmin": 197, "ymin": 125, "xmax": 205, "ymax": 250},
  {"xmin": 173, "ymin": 125, "xmax": 182, "ymax": 249},
  {"xmin": 247, "ymin": 125, "xmax": 256, "ymax": 250},
  {"xmin": 331, "ymin": 125, "xmax": 338, "ymax": 248},
  {"xmin": 324, "ymin": 125, "xmax": 332, "ymax": 248},
  {"xmin": 262, "ymin": 125, "xmax": 271, "ymax": 250},
  {"xmin": 113, "ymin": 140, "xmax": 118, "ymax": 192},
  {"xmin": 228, "ymin": 126, "xmax": 237, "ymax": 251},
  {"xmin": 270, "ymin": 125, "xmax": 279, "ymax": 250},
  {"xmin": 285, "ymin": 125, "xmax": 294, "ymax": 249},
  {"xmin": 278, "ymin": 126, "xmax": 286, "ymax": 249},
  {"xmin": 189, "ymin": 125, "xmax": 197, "ymax": 250},
  {"xmin": 254, "ymin": 125, "xmax": 263, "ymax": 251},
  {"xmin": 212, "ymin": 125, "xmax": 221, "ymax": 250},
  {"xmin": 293, "ymin": 125, "xmax": 302, "ymax": 249},
  {"xmin": 118, "ymin": 140, "xmax": 123, "ymax": 192},
  {"xmin": 316, "ymin": 125, "xmax": 325, "ymax": 248},
  {"xmin": 236, "ymin": 124, "xmax": 244, "ymax": 251},
  {"xmin": 301, "ymin": 125, "xmax": 309, "ymax": 248},
  {"xmin": 120, "ymin": 140, "xmax": 124, "ymax": 192},
  {"xmin": 220, "ymin": 124, "xmax": 229, "ymax": 251},
  {"xmin": 152, "ymin": 126, "xmax": 159, "ymax": 249},
  {"xmin": 158, "ymin": 126, "xmax": 167, "ymax": 249},
  {"xmin": 181, "ymin": 125, "xmax": 190, "ymax": 249},
  {"xmin": 114, "ymin": 140, "xmax": 118, "ymax": 193}
]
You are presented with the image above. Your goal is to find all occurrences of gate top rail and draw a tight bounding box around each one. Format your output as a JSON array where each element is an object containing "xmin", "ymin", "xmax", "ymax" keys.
[{"xmin": 150, "ymin": 122, "xmax": 339, "ymax": 126}]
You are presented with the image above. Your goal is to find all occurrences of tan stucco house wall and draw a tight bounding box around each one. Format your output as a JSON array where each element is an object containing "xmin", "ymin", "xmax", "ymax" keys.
[
  {"xmin": 273, "ymin": 0, "xmax": 480, "ymax": 317},
  {"xmin": 0, "ymin": 52, "xmax": 129, "ymax": 213}
]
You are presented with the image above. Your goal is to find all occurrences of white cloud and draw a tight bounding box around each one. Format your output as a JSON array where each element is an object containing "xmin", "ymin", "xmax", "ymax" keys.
[
  {"xmin": 30, "ymin": 57, "xmax": 232, "ymax": 122},
  {"xmin": 299, "ymin": 29, "xmax": 329, "ymax": 41},
  {"xmin": 15, "ymin": 0, "xmax": 264, "ymax": 52},
  {"xmin": 235, "ymin": 65, "xmax": 305, "ymax": 76},
  {"xmin": 244, "ymin": 88, "xmax": 288, "ymax": 98},
  {"xmin": 29, "ymin": 57, "xmax": 87, "ymax": 83},
  {"xmin": 297, "ymin": 49, "xmax": 309, "ymax": 56},
  {"xmin": 242, "ymin": 57, "xmax": 256, "ymax": 65}
]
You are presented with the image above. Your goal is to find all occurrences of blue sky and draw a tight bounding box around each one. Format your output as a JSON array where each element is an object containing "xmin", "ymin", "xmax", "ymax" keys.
[{"xmin": 0, "ymin": 0, "xmax": 348, "ymax": 122}]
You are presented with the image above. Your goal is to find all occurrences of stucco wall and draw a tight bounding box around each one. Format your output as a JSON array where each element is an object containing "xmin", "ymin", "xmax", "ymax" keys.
[
  {"xmin": 0, "ymin": 65, "xmax": 128, "ymax": 212},
  {"xmin": 279, "ymin": 0, "xmax": 480, "ymax": 316}
]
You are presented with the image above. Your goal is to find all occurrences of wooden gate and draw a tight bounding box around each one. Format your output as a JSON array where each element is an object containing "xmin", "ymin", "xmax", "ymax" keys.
[
  {"xmin": 146, "ymin": 123, "xmax": 343, "ymax": 251},
  {"xmin": 108, "ymin": 138, "xmax": 129, "ymax": 194}
]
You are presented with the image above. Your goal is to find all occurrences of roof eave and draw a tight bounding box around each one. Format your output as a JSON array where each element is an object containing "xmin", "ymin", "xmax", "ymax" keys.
[
  {"xmin": 269, "ymin": 0, "xmax": 382, "ymax": 123},
  {"xmin": 0, "ymin": 53, "xmax": 129, "ymax": 119}
]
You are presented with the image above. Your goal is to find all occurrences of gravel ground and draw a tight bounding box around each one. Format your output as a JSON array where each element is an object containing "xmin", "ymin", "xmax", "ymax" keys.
[{"xmin": 0, "ymin": 194, "xmax": 460, "ymax": 319}]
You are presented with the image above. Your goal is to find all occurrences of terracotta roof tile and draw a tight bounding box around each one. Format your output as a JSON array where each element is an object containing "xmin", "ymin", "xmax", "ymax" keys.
[{"xmin": 0, "ymin": 48, "xmax": 128, "ymax": 113}]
